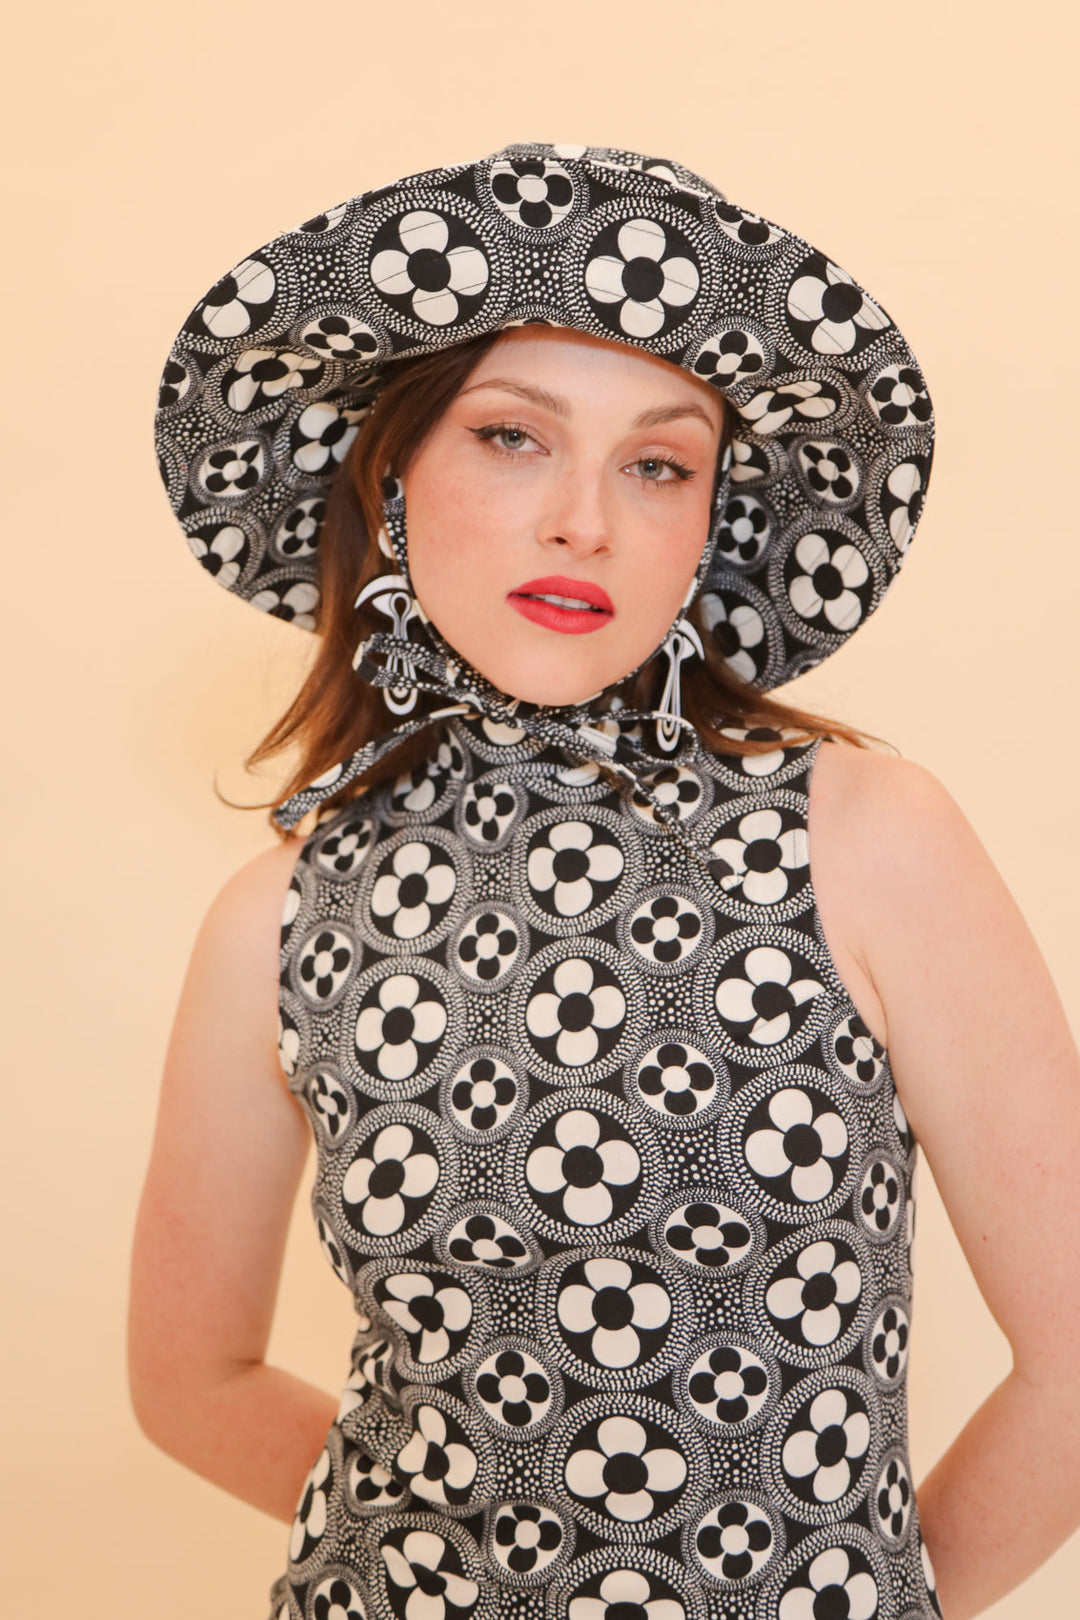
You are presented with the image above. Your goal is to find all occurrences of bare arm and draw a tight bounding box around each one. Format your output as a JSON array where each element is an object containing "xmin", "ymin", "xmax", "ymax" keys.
[
  {"xmin": 128, "ymin": 837, "xmax": 337, "ymax": 1524},
  {"xmin": 811, "ymin": 741, "xmax": 1080, "ymax": 1619}
]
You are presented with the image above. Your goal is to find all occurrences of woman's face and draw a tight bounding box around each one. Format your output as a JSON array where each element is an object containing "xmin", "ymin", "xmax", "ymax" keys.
[{"xmin": 400, "ymin": 326, "xmax": 725, "ymax": 707}]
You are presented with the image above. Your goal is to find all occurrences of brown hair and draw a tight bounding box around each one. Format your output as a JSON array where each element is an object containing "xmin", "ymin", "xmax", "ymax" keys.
[{"xmin": 235, "ymin": 330, "xmax": 885, "ymax": 838}]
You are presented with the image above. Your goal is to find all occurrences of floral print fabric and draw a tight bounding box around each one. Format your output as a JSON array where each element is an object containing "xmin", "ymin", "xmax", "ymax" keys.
[
  {"xmin": 156, "ymin": 141, "xmax": 934, "ymax": 697},
  {"xmin": 270, "ymin": 721, "xmax": 937, "ymax": 1620}
]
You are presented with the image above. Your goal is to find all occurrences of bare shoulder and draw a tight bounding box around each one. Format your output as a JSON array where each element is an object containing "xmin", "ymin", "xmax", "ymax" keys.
[
  {"xmin": 807, "ymin": 739, "xmax": 979, "ymax": 1047},
  {"xmin": 198, "ymin": 835, "xmax": 307, "ymax": 957}
]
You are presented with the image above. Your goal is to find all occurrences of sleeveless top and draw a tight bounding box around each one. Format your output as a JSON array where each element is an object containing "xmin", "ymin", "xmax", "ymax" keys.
[{"xmin": 267, "ymin": 714, "xmax": 942, "ymax": 1620}]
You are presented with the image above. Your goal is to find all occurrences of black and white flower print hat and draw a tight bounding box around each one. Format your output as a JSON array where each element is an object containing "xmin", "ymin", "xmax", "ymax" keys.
[{"xmin": 155, "ymin": 139, "xmax": 934, "ymax": 693}]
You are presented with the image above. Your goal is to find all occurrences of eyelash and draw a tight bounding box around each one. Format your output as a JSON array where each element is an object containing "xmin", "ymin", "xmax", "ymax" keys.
[{"xmin": 469, "ymin": 422, "xmax": 696, "ymax": 490}]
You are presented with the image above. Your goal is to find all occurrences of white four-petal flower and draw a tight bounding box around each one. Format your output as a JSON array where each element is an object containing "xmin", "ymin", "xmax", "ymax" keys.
[
  {"xmin": 527, "ymin": 821, "xmax": 624, "ymax": 916},
  {"xmin": 780, "ymin": 1387, "xmax": 871, "ymax": 1503},
  {"xmin": 354, "ymin": 973, "xmax": 447, "ymax": 1080},
  {"xmin": 342, "ymin": 1123, "xmax": 440, "ymax": 1235},
  {"xmin": 744, "ymin": 1086, "xmax": 848, "ymax": 1201},
  {"xmin": 525, "ymin": 1108, "xmax": 639, "ymax": 1225},
  {"xmin": 525, "ymin": 958, "xmax": 626, "ymax": 1067},
  {"xmin": 564, "ymin": 1414, "xmax": 686, "ymax": 1521},
  {"xmin": 585, "ymin": 218, "xmax": 699, "ymax": 338},
  {"xmin": 788, "ymin": 533, "xmax": 870, "ymax": 632},
  {"xmin": 556, "ymin": 1256, "xmax": 671, "ymax": 1367},
  {"xmin": 715, "ymin": 946, "xmax": 823, "ymax": 1046},
  {"xmin": 709, "ymin": 809, "xmax": 809, "ymax": 905},
  {"xmin": 371, "ymin": 210, "xmax": 490, "ymax": 327},
  {"xmin": 766, "ymin": 1240, "xmax": 862, "ymax": 1347}
]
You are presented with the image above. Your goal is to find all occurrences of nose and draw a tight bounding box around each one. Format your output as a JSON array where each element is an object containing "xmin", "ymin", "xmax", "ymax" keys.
[{"xmin": 540, "ymin": 460, "xmax": 614, "ymax": 558}]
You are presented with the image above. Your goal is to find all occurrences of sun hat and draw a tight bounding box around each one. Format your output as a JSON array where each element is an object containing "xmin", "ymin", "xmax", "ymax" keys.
[{"xmin": 154, "ymin": 140, "xmax": 934, "ymax": 833}]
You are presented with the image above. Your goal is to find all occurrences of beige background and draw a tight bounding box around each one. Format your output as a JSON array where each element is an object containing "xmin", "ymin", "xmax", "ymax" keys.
[{"xmin": 3, "ymin": 1, "xmax": 1077, "ymax": 1613}]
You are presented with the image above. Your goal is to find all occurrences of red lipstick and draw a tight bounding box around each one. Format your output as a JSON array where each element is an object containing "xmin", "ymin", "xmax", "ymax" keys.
[{"xmin": 508, "ymin": 575, "xmax": 614, "ymax": 635}]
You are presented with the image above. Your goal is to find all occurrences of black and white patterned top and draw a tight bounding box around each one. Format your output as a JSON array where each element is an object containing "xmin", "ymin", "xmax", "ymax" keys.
[{"xmin": 268, "ymin": 715, "xmax": 941, "ymax": 1620}]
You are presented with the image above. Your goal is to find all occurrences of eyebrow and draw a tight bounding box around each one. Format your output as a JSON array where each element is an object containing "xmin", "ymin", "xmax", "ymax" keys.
[{"xmin": 457, "ymin": 377, "xmax": 720, "ymax": 433}]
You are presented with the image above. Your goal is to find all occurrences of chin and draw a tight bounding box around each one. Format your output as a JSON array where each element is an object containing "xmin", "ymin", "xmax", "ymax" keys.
[{"xmin": 480, "ymin": 660, "xmax": 615, "ymax": 710}]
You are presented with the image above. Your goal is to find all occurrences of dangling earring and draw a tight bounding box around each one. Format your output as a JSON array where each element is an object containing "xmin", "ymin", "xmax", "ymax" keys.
[
  {"xmin": 354, "ymin": 552, "xmax": 421, "ymax": 715},
  {"xmin": 655, "ymin": 618, "xmax": 703, "ymax": 753}
]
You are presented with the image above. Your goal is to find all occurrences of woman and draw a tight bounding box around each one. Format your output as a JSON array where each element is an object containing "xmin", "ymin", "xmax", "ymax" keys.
[{"xmin": 131, "ymin": 142, "xmax": 1080, "ymax": 1620}]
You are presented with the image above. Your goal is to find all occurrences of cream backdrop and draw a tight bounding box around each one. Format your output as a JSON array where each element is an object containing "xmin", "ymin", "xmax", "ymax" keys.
[{"xmin": 3, "ymin": 1, "xmax": 1077, "ymax": 1614}]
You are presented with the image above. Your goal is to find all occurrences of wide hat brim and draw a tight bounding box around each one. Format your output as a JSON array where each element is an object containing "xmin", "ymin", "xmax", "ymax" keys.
[{"xmin": 154, "ymin": 140, "xmax": 934, "ymax": 691}]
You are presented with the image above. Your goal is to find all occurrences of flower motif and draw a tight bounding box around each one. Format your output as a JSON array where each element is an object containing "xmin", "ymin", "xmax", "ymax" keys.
[
  {"xmin": 714, "ymin": 945, "xmax": 824, "ymax": 1048},
  {"xmin": 342, "ymin": 1122, "xmax": 440, "ymax": 1236},
  {"xmin": 765, "ymin": 1239, "xmax": 863, "ymax": 1348},
  {"xmin": 629, "ymin": 766, "xmax": 703, "ymax": 824},
  {"xmin": 526, "ymin": 820, "xmax": 624, "ymax": 917},
  {"xmin": 634, "ymin": 1042, "xmax": 722, "ymax": 1120},
  {"xmin": 354, "ymin": 973, "xmax": 448, "ymax": 1081},
  {"xmin": 716, "ymin": 724, "xmax": 787, "ymax": 777},
  {"xmin": 708, "ymin": 809, "xmax": 809, "ymax": 907},
  {"xmin": 525, "ymin": 1108, "xmax": 640, "ymax": 1226},
  {"xmin": 446, "ymin": 1212, "xmax": 529, "ymax": 1269},
  {"xmin": 525, "ymin": 958, "xmax": 626, "ymax": 1068},
  {"xmin": 380, "ymin": 1526, "xmax": 479, "ymax": 1620},
  {"xmin": 584, "ymin": 217, "xmax": 700, "ymax": 339},
  {"xmin": 743, "ymin": 1086, "xmax": 849, "ymax": 1203},
  {"xmin": 315, "ymin": 1211, "xmax": 350, "ymax": 1283},
  {"xmin": 492, "ymin": 1501, "xmax": 565, "ymax": 1575},
  {"xmin": 275, "ymin": 496, "xmax": 326, "ymax": 560},
  {"xmin": 798, "ymin": 442, "xmax": 859, "ymax": 503},
  {"xmin": 371, "ymin": 841, "xmax": 457, "ymax": 940},
  {"xmin": 663, "ymin": 1203, "xmax": 753, "ymax": 1269},
  {"xmin": 868, "ymin": 362, "xmax": 932, "ymax": 427},
  {"xmin": 223, "ymin": 347, "xmax": 323, "ymax": 413},
  {"xmin": 880, "ymin": 458, "xmax": 927, "ymax": 552},
  {"xmin": 740, "ymin": 379, "xmax": 841, "ymax": 436},
  {"xmin": 868, "ymin": 1303, "xmax": 909, "ymax": 1382},
  {"xmin": 474, "ymin": 1348, "xmax": 554, "ymax": 1429},
  {"xmin": 628, "ymin": 894, "xmax": 703, "ymax": 968},
  {"xmin": 730, "ymin": 437, "xmax": 775, "ymax": 483},
  {"xmin": 859, "ymin": 1159, "xmax": 901, "ymax": 1235},
  {"xmin": 278, "ymin": 1009, "xmax": 300, "ymax": 1077},
  {"xmin": 249, "ymin": 579, "xmax": 319, "ymax": 628},
  {"xmin": 371, "ymin": 209, "xmax": 490, "ymax": 327},
  {"xmin": 347, "ymin": 1447, "xmax": 406, "ymax": 1508},
  {"xmin": 781, "ymin": 1387, "xmax": 871, "ymax": 1504},
  {"xmin": 556, "ymin": 1256, "xmax": 672, "ymax": 1369},
  {"xmin": 717, "ymin": 494, "xmax": 771, "ymax": 567},
  {"xmin": 564, "ymin": 1413, "xmax": 686, "ymax": 1522},
  {"xmin": 290, "ymin": 1445, "xmax": 331, "ymax": 1562},
  {"xmin": 195, "ymin": 256, "xmax": 276, "ymax": 339},
  {"xmin": 158, "ymin": 358, "xmax": 191, "ymax": 409},
  {"xmin": 832, "ymin": 1015, "xmax": 885, "ymax": 1086},
  {"xmin": 787, "ymin": 255, "xmax": 890, "ymax": 356},
  {"xmin": 201, "ymin": 439, "xmax": 265, "ymax": 497},
  {"xmin": 713, "ymin": 199, "xmax": 787, "ymax": 248},
  {"xmin": 290, "ymin": 400, "xmax": 364, "ymax": 474},
  {"xmin": 311, "ymin": 1575, "xmax": 366, "ymax": 1620},
  {"xmin": 691, "ymin": 327, "xmax": 766, "ymax": 385},
  {"xmin": 355, "ymin": 1335, "xmax": 395, "ymax": 1397},
  {"xmin": 299, "ymin": 927, "xmax": 353, "ymax": 1001},
  {"xmin": 777, "ymin": 1546, "xmax": 879, "ymax": 1620},
  {"xmin": 874, "ymin": 1453, "xmax": 913, "ymax": 1542},
  {"xmin": 686, "ymin": 1344, "xmax": 770, "ymax": 1425},
  {"xmin": 316, "ymin": 812, "xmax": 374, "ymax": 878},
  {"xmin": 309, "ymin": 1069, "xmax": 351, "ymax": 1140},
  {"xmin": 698, "ymin": 592, "xmax": 767, "ymax": 685},
  {"xmin": 454, "ymin": 911, "xmax": 521, "ymax": 985},
  {"xmin": 462, "ymin": 779, "xmax": 518, "ymax": 844},
  {"xmin": 301, "ymin": 313, "xmax": 379, "ymax": 360},
  {"xmin": 392, "ymin": 738, "xmax": 467, "ymax": 814},
  {"xmin": 568, "ymin": 1567, "xmax": 686, "ymax": 1620},
  {"xmin": 449, "ymin": 1056, "xmax": 519, "ymax": 1133},
  {"xmin": 186, "ymin": 522, "xmax": 247, "ymax": 586},
  {"xmin": 396, "ymin": 1403, "xmax": 478, "ymax": 1506},
  {"xmin": 695, "ymin": 1500, "xmax": 775, "ymax": 1581},
  {"xmin": 378, "ymin": 1270, "xmax": 471, "ymax": 1361},
  {"xmin": 490, "ymin": 157, "xmax": 575, "ymax": 229}
]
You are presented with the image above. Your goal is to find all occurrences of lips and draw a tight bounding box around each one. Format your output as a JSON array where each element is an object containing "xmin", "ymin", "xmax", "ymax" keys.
[{"xmin": 508, "ymin": 575, "xmax": 614, "ymax": 635}]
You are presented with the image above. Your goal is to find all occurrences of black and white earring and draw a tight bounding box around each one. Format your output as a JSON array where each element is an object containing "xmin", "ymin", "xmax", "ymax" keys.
[
  {"xmin": 655, "ymin": 618, "xmax": 703, "ymax": 753},
  {"xmin": 354, "ymin": 535, "xmax": 422, "ymax": 716}
]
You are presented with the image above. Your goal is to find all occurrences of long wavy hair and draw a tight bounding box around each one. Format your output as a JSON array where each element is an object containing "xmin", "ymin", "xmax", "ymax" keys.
[{"xmin": 236, "ymin": 331, "xmax": 884, "ymax": 837}]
